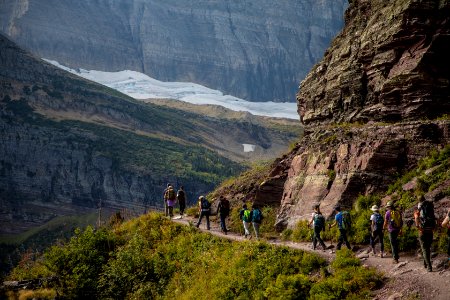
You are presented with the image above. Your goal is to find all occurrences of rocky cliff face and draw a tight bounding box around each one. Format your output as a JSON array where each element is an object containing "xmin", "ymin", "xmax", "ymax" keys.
[
  {"xmin": 239, "ymin": 0, "xmax": 450, "ymax": 229},
  {"xmin": 0, "ymin": 0, "xmax": 347, "ymax": 102},
  {"xmin": 1, "ymin": 33, "xmax": 299, "ymax": 234}
]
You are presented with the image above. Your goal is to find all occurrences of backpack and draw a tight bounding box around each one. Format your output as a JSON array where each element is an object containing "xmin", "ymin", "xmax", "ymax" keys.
[
  {"xmin": 219, "ymin": 199, "xmax": 230, "ymax": 216},
  {"xmin": 340, "ymin": 211, "xmax": 351, "ymax": 230},
  {"xmin": 167, "ymin": 188, "xmax": 176, "ymax": 201},
  {"xmin": 419, "ymin": 201, "xmax": 436, "ymax": 230},
  {"xmin": 201, "ymin": 198, "xmax": 211, "ymax": 210},
  {"xmin": 314, "ymin": 213, "xmax": 325, "ymax": 230},
  {"xmin": 243, "ymin": 209, "xmax": 251, "ymax": 222},
  {"xmin": 177, "ymin": 190, "xmax": 185, "ymax": 202},
  {"xmin": 390, "ymin": 210, "xmax": 403, "ymax": 229},
  {"xmin": 252, "ymin": 209, "xmax": 263, "ymax": 223},
  {"xmin": 373, "ymin": 213, "xmax": 384, "ymax": 231}
]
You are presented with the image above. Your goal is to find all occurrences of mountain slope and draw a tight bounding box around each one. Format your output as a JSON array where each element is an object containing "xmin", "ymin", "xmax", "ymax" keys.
[
  {"xmin": 0, "ymin": 0, "xmax": 347, "ymax": 102},
  {"xmin": 0, "ymin": 33, "xmax": 298, "ymax": 234},
  {"xmin": 218, "ymin": 0, "xmax": 450, "ymax": 230}
]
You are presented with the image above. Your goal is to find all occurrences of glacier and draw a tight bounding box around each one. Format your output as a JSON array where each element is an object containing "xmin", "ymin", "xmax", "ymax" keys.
[{"xmin": 44, "ymin": 59, "xmax": 299, "ymax": 120}]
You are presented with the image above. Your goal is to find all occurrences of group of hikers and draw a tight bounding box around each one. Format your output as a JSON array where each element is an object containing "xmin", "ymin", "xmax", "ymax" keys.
[
  {"xmin": 163, "ymin": 184, "xmax": 186, "ymax": 218},
  {"xmin": 310, "ymin": 196, "xmax": 450, "ymax": 272},
  {"xmin": 164, "ymin": 183, "xmax": 450, "ymax": 269}
]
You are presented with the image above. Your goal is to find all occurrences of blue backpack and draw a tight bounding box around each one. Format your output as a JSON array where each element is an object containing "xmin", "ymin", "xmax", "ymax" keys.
[
  {"xmin": 252, "ymin": 209, "xmax": 263, "ymax": 222},
  {"xmin": 373, "ymin": 213, "xmax": 384, "ymax": 231}
]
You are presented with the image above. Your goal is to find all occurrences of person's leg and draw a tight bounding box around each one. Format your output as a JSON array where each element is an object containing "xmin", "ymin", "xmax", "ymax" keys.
[
  {"xmin": 219, "ymin": 214, "xmax": 225, "ymax": 232},
  {"xmin": 343, "ymin": 230, "xmax": 351, "ymax": 249},
  {"xmin": 243, "ymin": 221, "xmax": 251, "ymax": 236},
  {"xmin": 312, "ymin": 229, "xmax": 318, "ymax": 250},
  {"xmin": 379, "ymin": 230, "xmax": 384, "ymax": 257},
  {"xmin": 337, "ymin": 229, "xmax": 344, "ymax": 250},
  {"xmin": 206, "ymin": 213, "xmax": 210, "ymax": 230},
  {"xmin": 316, "ymin": 228, "xmax": 326, "ymax": 250},
  {"xmin": 180, "ymin": 203, "xmax": 185, "ymax": 216},
  {"xmin": 370, "ymin": 232, "xmax": 376, "ymax": 254},
  {"xmin": 447, "ymin": 231, "xmax": 450, "ymax": 258},
  {"xmin": 389, "ymin": 231, "xmax": 399, "ymax": 262},
  {"xmin": 253, "ymin": 222, "xmax": 260, "ymax": 239},
  {"xmin": 168, "ymin": 206, "xmax": 173, "ymax": 218},
  {"xmin": 165, "ymin": 201, "xmax": 168, "ymax": 217},
  {"xmin": 419, "ymin": 232, "xmax": 433, "ymax": 271},
  {"xmin": 196, "ymin": 211, "xmax": 204, "ymax": 227}
]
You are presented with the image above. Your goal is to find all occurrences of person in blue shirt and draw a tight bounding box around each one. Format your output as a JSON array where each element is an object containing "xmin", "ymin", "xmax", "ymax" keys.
[{"xmin": 329, "ymin": 205, "xmax": 351, "ymax": 250}]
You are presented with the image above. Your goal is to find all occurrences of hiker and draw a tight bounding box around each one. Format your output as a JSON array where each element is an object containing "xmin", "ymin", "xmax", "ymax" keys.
[
  {"xmin": 164, "ymin": 184, "xmax": 176, "ymax": 218},
  {"xmin": 442, "ymin": 208, "xmax": 450, "ymax": 260},
  {"xmin": 217, "ymin": 196, "xmax": 230, "ymax": 234},
  {"xmin": 369, "ymin": 205, "xmax": 384, "ymax": 257},
  {"xmin": 177, "ymin": 186, "xmax": 186, "ymax": 217},
  {"xmin": 383, "ymin": 201, "xmax": 402, "ymax": 264},
  {"xmin": 308, "ymin": 203, "xmax": 327, "ymax": 251},
  {"xmin": 239, "ymin": 204, "xmax": 251, "ymax": 238},
  {"xmin": 250, "ymin": 204, "xmax": 263, "ymax": 240},
  {"xmin": 196, "ymin": 196, "xmax": 211, "ymax": 230},
  {"xmin": 329, "ymin": 205, "xmax": 351, "ymax": 250},
  {"xmin": 414, "ymin": 196, "xmax": 436, "ymax": 272},
  {"xmin": 163, "ymin": 183, "xmax": 172, "ymax": 217}
]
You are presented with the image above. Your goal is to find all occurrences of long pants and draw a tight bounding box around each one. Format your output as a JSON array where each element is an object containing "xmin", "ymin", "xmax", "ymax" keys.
[
  {"xmin": 337, "ymin": 228, "xmax": 351, "ymax": 250},
  {"xmin": 389, "ymin": 230, "xmax": 400, "ymax": 261},
  {"xmin": 252, "ymin": 222, "xmax": 261, "ymax": 239},
  {"xmin": 370, "ymin": 229, "xmax": 384, "ymax": 253},
  {"xmin": 196, "ymin": 211, "xmax": 210, "ymax": 230},
  {"xmin": 313, "ymin": 226, "xmax": 326, "ymax": 250},
  {"xmin": 447, "ymin": 229, "xmax": 450, "ymax": 257},
  {"xmin": 419, "ymin": 231, "xmax": 433, "ymax": 271},
  {"xmin": 219, "ymin": 214, "xmax": 228, "ymax": 232},
  {"xmin": 168, "ymin": 206, "xmax": 174, "ymax": 218},
  {"xmin": 243, "ymin": 221, "xmax": 251, "ymax": 236},
  {"xmin": 179, "ymin": 201, "xmax": 185, "ymax": 215},
  {"xmin": 164, "ymin": 201, "xmax": 169, "ymax": 217}
]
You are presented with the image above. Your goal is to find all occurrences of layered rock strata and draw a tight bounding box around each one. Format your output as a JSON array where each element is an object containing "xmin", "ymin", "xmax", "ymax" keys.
[
  {"xmin": 257, "ymin": 0, "xmax": 450, "ymax": 229},
  {"xmin": 0, "ymin": 0, "xmax": 347, "ymax": 102}
]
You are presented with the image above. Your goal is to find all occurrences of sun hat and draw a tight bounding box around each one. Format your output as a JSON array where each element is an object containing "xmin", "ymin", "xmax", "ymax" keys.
[
  {"xmin": 371, "ymin": 205, "xmax": 379, "ymax": 212},
  {"xmin": 386, "ymin": 201, "xmax": 394, "ymax": 208}
]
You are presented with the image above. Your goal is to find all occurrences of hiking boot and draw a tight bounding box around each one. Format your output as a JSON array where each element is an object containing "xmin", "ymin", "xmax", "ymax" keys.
[
  {"xmin": 380, "ymin": 252, "xmax": 384, "ymax": 258},
  {"xmin": 392, "ymin": 259, "xmax": 399, "ymax": 264},
  {"xmin": 427, "ymin": 267, "xmax": 432, "ymax": 272}
]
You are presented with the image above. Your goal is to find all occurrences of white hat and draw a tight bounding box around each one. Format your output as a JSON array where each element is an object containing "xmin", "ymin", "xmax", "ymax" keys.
[{"xmin": 371, "ymin": 205, "xmax": 379, "ymax": 212}]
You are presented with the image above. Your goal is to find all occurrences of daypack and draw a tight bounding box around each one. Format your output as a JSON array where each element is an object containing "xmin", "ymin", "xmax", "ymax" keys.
[
  {"xmin": 373, "ymin": 213, "xmax": 384, "ymax": 231},
  {"xmin": 340, "ymin": 211, "xmax": 351, "ymax": 230},
  {"xmin": 219, "ymin": 199, "xmax": 230, "ymax": 216},
  {"xmin": 314, "ymin": 213, "xmax": 325, "ymax": 230},
  {"xmin": 177, "ymin": 190, "xmax": 185, "ymax": 202},
  {"xmin": 390, "ymin": 210, "xmax": 403, "ymax": 229},
  {"xmin": 167, "ymin": 188, "xmax": 176, "ymax": 201},
  {"xmin": 243, "ymin": 209, "xmax": 251, "ymax": 222},
  {"xmin": 419, "ymin": 201, "xmax": 436, "ymax": 230},
  {"xmin": 201, "ymin": 198, "xmax": 211, "ymax": 210},
  {"xmin": 252, "ymin": 209, "xmax": 263, "ymax": 223}
]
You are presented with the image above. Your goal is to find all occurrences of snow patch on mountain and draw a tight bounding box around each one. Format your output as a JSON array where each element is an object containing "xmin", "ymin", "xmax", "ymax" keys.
[{"xmin": 44, "ymin": 59, "xmax": 299, "ymax": 120}]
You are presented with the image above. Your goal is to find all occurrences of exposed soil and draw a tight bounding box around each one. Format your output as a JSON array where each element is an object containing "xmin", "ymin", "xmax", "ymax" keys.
[{"xmin": 172, "ymin": 215, "xmax": 450, "ymax": 300}]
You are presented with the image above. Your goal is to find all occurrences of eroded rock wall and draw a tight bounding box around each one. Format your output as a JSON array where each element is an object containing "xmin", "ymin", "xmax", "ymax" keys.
[{"xmin": 0, "ymin": 0, "xmax": 347, "ymax": 102}]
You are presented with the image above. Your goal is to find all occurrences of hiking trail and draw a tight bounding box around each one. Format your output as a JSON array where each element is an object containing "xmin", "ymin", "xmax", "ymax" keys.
[{"xmin": 172, "ymin": 215, "xmax": 450, "ymax": 300}]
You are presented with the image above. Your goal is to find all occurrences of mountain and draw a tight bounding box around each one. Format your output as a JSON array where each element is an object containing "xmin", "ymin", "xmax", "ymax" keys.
[
  {"xmin": 0, "ymin": 0, "xmax": 347, "ymax": 102},
  {"xmin": 216, "ymin": 0, "xmax": 450, "ymax": 230},
  {"xmin": 44, "ymin": 60, "xmax": 299, "ymax": 120},
  {"xmin": 0, "ymin": 33, "xmax": 300, "ymax": 235}
]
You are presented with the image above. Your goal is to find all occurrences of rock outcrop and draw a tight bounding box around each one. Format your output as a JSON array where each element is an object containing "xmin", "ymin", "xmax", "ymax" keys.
[
  {"xmin": 0, "ymin": 0, "xmax": 347, "ymax": 102},
  {"xmin": 245, "ymin": 0, "xmax": 450, "ymax": 229}
]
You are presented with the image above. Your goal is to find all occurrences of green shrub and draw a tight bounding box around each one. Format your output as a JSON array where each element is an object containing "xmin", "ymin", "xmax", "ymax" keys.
[{"xmin": 265, "ymin": 274, "xmax": 312, "ymax": 299}]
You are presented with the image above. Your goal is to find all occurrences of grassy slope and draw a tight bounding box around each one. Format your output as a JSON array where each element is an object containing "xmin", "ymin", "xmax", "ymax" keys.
[{"xmin": 5, "ymin": 213, "xmax": 382, "ymax": 300}]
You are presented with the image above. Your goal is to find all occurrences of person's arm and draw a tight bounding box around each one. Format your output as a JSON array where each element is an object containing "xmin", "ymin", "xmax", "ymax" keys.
[
  {"xmin": 308, "ymin": 213, "xmax": 314, "ymax": 227},
  {"xmin": 442, "ymin": 211, "xmax": 450, "ymax": 227},
  {"xmin": 414, "ymin": 209, "xmax": 420, "ymax": 228},
  {"xmin": 383, "ymin": 212, "xmax": 389, "ymax": 231}
]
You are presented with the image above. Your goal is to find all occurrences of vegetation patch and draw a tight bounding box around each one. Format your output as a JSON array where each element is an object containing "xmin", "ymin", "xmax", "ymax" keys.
[{"xmin": 5, "ymin": 213, "xmax": 382, "ymax": 299}]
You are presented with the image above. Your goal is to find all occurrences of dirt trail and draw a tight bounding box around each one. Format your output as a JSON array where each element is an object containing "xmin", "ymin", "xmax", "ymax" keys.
[{"xmin": 172, "ymin": 216, "xmax": 450, "ymax": 300}]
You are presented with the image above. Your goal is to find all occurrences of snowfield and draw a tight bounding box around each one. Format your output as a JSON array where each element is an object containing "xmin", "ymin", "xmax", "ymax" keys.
[{"xmin": 44, "ymin": 59, "xmax": 299, "ymax": 120}]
